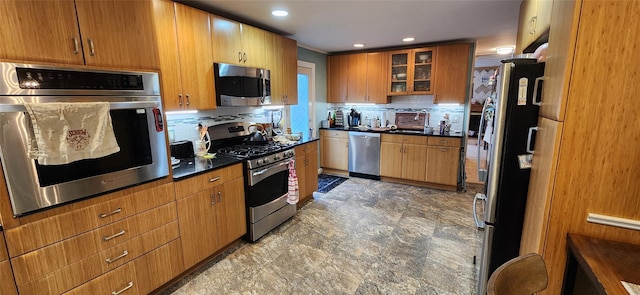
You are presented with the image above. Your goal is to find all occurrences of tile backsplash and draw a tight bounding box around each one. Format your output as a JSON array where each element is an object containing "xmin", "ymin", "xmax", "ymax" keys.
[
  {"xmin": 166, "ymin": 107, "xmax": 284, "ymax": 143},
  {"xmin": 327, "ymin": 95, "xmax": 465, "ymax": 133},
  {"xmin": 166, "ymin": 95, "xmax": 465, "ymax": 143}
]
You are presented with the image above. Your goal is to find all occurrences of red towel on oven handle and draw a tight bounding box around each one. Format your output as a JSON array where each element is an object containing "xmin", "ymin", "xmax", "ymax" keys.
[{"xmin": 287, "ymin": 160, "xmax": 299, "ymax": 204}]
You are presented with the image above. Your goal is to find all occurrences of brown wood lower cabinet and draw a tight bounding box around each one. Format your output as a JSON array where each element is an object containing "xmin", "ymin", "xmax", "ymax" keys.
[
  {"xmin": 425, "ymin": 137, "xmax": 461, "ymax": 186},
  {"xmin": 0, "ymin": 260, "xmax": 17, "ymax": 295},
  {"xmin": 380, "ymin": 134, "xmax": 428, "ymax": 181},
  {"xmin": 379, "ymin": 134, "xmax": 460, "ymax": 189},
  {"xmin": 295, "ymin": 141, "xmax": 319, "ymax": 205},
  {"xmin": 176, "ymin": 164, "xmax": 246, "ymax": 270},
  {"xmin": 0, "ymin": 233, "xmax": 17, "ymax": 295},
  {"xmin": 63, "ymin": 239, "xmax": 183, "ymax": 295},
  {"xmin": 320, "ymin": 130, "xmax": 348, "ymax": 171}
]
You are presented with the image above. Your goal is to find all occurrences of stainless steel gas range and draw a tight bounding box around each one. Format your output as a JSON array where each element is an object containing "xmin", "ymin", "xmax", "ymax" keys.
[{"xmin": 208, "ymin": 122, "xmax": 296, "ymax": 241}]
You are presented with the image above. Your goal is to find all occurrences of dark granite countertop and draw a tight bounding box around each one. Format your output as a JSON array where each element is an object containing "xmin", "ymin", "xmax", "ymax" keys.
[
  {"xmin": 171, "ymin": 138, "xmax": 320, "ymax": 180},
  {"xmin": 172, "ymin": 154, "xmax": 243, "ymax": 180},
  {"xmin": 319, "ymin": 127, "xmax": 464, "ymax": 138}
]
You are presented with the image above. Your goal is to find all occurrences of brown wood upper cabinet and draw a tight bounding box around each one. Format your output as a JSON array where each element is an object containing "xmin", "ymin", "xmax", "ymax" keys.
[
  {"xmin": 152, "ymin": 0, "xmax": 216, "ymax": 111},
  {"xmin": 212, "ymin": 16, "xmax": 267, "ymax": 68},
  {"xmin": 388, "ymin": 47, "xmax": 435, "ymax": 96},
  {"xmin": 515, "ymin": 0, "xmax": 552, "ymax": 53},
  {"xmin": 265, "ymin": 32, "xmax": 298, "ymax": 105},
  {"xmin": 327, "ymin": 52, "xmax": 389, "ymax": 103},
  {"xmin": 433, "ymin": 43, "xmax": 472, "ymax": 104},
  {"xmin": 0, "ymin": 0, "xmax": 159, "ymax": 70}
]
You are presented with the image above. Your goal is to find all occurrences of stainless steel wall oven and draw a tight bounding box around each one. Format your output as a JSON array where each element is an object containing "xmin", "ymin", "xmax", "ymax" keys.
[{"xmin": 0, "ymin": 62, "xmax": 169, "ymax": 216}]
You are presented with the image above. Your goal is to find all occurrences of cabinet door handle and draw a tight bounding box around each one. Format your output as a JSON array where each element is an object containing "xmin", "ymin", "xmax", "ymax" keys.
[
  {"xmin": 72, "ymin": 37, "xmax": 79, "ymax": 54},
  {"xmin": 102, "ymin": 229, "xmax": 126, "ymax": 241},
  {"xmin": 186, "ymin": 94, "xmax": 190, "ymax": 106},
  {"xmin": 243, "ymin": 52, "xmax": 247, "ymax": 62},
  {"xmin": 178, "ymin": 94, "xmax": 183, "ymax": 106},
  {"xmin": 105, "ymin": 250, "xmax": 129, "ymax": 263},
  {"xmin": 217, "ymin": 191, "xmax": 222, "ymax": 203},
  {"xmin": 88, "ymin": 38, "xmax": 95, "ymax": 56},
  {"xmin": 532, "ymin": 77, "xmax": 544, "ymax": 106},
  {"xmin": 99, "ymin": 208, "xmax": 122, "ymax": 218},
  {"xmin": 238, "ymin": 51, "xmax": 243, "ymax": 62},
  {"xmin": 400, "ymin": 146, "xmax": 403, "ymax": 153},
  {"xmin": 111, "ymin": 282, "xmax": 134, "ymax": 295},
  {"xmin": 210, "ymin": 193, "xmax": 215, "ymax": 205},
  {"xmin": 209, "ymin": 176, "xmax": 221, "ymax": 182}
]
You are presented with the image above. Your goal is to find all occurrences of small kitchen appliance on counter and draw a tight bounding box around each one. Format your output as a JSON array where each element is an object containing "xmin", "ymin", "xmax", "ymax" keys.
[
  {"xmin": 334, "ymin": 110, "xmax": 344, "ymax": 127},
  {"xmin": 348, "ymin": 109, "xmax": 361, "ymax": 127},
  {"xmin": 170, "ymin": 140, "xmax": 195, "ymax": 159}
]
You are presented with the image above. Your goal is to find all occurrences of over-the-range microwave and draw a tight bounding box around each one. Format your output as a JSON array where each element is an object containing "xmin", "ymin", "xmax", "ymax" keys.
[{"xmin": 214, "ymin": 63, "xmax": 271, "ymax": 106}]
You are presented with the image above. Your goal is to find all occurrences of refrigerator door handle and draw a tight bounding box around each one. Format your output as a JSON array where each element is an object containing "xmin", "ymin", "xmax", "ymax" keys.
[
  {"xmin": 532, "ymin": 77, "xmax": 544, "ymax": 106},
  {"xmin": 477, "ymin": 102, "xmax": 489, "ymax": 182},
  {"xmin": 473, "ymin": 193, "xmax": 487, "ymax": 229},
  {"xmin": 526, "ymin": 127, "xmax": 538, "ymax": 154}
]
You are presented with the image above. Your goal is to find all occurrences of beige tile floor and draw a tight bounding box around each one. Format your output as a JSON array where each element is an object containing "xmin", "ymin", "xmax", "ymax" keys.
[
  {"xmin": 465, "ymin": 137, "xmax": 488, "ymax": 185},
  {"xmin": 160, "ymin": 178, "xmax": 484, "ymax": 295}
]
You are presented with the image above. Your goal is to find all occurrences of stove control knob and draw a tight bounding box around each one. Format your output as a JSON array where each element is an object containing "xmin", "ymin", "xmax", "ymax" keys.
[
  {"xmin": 263, "ymin": 157, "xmax": 270, "ymax": 164},
  {"xmin": 257, "ymin": 159, "xmax": 263, "ymax": 165},
  {"xmin": 274, "ymin": 154, "xmax": 280, "ymax": 160}
]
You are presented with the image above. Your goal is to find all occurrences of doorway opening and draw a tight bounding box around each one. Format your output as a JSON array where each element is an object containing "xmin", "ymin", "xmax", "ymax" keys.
[{"xmin": 289, "ymin": 61, "xmax": 316, "ymax": 140}]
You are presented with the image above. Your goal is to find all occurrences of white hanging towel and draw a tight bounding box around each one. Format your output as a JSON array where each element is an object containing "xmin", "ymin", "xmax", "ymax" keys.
[
  {"xmin": 24, "ymin": 102, "xmax": 120, "ymax": 165},
  {"xmin": 287, "ymin": 160, "xmax": 299, "ymax": 204}
]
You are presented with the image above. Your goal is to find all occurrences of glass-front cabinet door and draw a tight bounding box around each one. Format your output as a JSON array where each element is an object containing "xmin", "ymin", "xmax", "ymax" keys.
[
  {"xmin": 388, "ymin": 47, "xmax": 435, "ymax": 96},
  {"xmin": 411, "ymin": 48, "xmax": 434, "ymax": 94},
  {"xmin": 389, "ymin": 50, "xmax": 409, "ymax": 95}
]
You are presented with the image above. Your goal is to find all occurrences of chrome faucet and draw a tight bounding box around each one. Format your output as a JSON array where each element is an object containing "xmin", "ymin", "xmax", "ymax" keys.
[{"xmin": 414, "ymin": 109, "xmax": 430, "ymax": 126}]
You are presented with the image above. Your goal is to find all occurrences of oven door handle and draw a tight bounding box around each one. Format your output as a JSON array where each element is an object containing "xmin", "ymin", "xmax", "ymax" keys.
[
  {"xmin": 248, "ymin": 159, "xmax": 292, "ymax": 186},
  {"xmin": 0, "ymin": 101, "xmax": 159, "ymax": 113}
]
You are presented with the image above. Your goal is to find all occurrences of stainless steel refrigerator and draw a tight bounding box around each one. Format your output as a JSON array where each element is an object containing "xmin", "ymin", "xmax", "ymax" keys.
[{"xmin": 474, "ymin": 58, "xmax": 545, "ymax": 295}]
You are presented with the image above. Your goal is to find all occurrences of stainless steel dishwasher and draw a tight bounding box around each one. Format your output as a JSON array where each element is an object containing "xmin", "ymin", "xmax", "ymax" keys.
[{"xmin": 348, "ymin": 131, "xmax": 381, "ymax": 179}]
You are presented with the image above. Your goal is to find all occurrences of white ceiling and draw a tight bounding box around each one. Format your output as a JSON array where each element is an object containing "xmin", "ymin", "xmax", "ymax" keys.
[{"xmin": 178, "ymin": 0, "xmax": 522, "ymax": 56}]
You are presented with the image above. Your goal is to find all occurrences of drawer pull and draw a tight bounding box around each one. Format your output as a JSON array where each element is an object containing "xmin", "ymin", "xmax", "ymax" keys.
[
  {"xmin": 105, "ymin": 250, "xmax": 129, "ymax": 264},
  {"xmin": 102, "ymin": 229, "xmax": 126, "ymax": 241},
  {"xmin": 209, "ymin": 176, "xmax": 221, "ymax": 182},
  {"xmin": 439, "ymin": 148, "xmax": 449, "ymax": 152},
  {"xmin": 99, "ymin": 208, "xmax": 122, "ymax": 218},
  {"xmin": 439, "ymin": 140, "xmax": 449, "ymax": 144},
  {"xmin": 111, "ymin": 281, "xmax": 134, "ymax": 295}
]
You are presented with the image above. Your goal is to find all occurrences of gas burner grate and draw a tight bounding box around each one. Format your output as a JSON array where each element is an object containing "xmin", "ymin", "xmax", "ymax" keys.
[{"xmin": 216, "ymin": 143, "xmax": 287, "ymax": 159}]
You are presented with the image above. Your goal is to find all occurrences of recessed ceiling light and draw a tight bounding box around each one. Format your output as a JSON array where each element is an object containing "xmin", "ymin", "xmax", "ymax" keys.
[
  {"xmin": 402, "ymin": 37, "xmax": 415, "ymax": 42},
  {"xmin": 272, "ymin": 10, "xmax": 288, "ymax": 17},
  {"xmin": 496, "ymin": 46, "xmax": 515, "ymax": 55},
  {"xmin": 353, "ymin": 43, "xmax": 365, "ymax": 48}
]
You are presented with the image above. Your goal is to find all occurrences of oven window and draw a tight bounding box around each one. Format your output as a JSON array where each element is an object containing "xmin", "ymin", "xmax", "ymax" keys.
[
  {"xmin": 35, "ymin": 109, "xmax": 152, "ymax": 187},
  {"xmin": 246, "ymin": 169, "xmax": 289, "ymax": 207}
]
